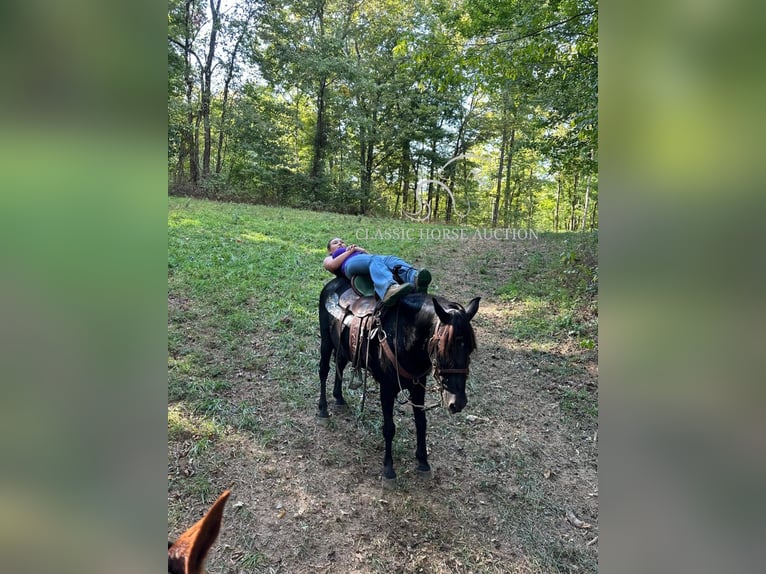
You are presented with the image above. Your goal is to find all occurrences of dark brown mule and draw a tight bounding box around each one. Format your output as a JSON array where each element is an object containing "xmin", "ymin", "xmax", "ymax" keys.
[
  {"xmin": 168, "ymin": 490, "xmax": 230, "ymax": 574},
  {"xmin": 318, "ymin": 276, "xmax": 480, "ymax": 482}
]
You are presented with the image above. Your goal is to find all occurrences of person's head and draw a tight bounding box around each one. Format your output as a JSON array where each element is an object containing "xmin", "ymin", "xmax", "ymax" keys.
[{"xmin": 327, "ymin": 237, "xmax": 345, "ymax": 252}]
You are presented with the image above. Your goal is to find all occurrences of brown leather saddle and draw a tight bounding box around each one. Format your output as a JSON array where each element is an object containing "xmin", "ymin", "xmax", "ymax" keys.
[
  {"xmin": 336, "ymin": 285, "xmax": 424, "ymax": 384},
  {"xmin": 337, "ymin": 288, "xmax": 381, "ymax": 381}
]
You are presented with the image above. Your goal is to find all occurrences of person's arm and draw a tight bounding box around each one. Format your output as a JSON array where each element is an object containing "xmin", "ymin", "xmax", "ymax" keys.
[{"xmin": 323, "ymin": 246, "xmax": 361, "ymax": 273}]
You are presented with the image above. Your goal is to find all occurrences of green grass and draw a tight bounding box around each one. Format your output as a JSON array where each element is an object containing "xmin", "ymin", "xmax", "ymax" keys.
[
  {"xmin": 168, "ymin": 404, "xmax": 223, "ymax": 441},
  {"xmin": 499, "ymin": 232, "xmax": 598, "ymax": 345},
  {"xmin": 168, "ymin": 197, "xmax": 598, "ymax": 573},
  {"xmin": 239, "ymin": 552, "xmax": 268, "ymax": 569},
  {"xmin": 167, "ymin": 197, "xmax": 598, "ymax": 429},
  {"xmin": 560, "ymin": 387, "xmax": 598, "ymax": 419},
  {"xmin": 167, "ymin": 197, "xmax": 464, "ymax": 455},
  {"xmin": 168, "ymin": 198, "xmax": 483, "ymax": 411}
]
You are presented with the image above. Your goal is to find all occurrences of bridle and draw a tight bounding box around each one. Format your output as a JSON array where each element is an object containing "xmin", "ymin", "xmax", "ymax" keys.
[{"xmin": 427, "ymin": 321, "xmax": 471, "ymax": 382}]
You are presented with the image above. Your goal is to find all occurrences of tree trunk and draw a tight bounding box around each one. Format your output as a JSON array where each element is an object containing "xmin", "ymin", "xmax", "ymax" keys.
[
  {"xmin": 186, "ymin": 75, "xmax": 200, "ymax": 185},
  {"xmin": 527, "ymin": 167, "xmax": 534, "ymax": 229},
  {"xmin": 428, "ymin": 139, "xmax": 437, "ymax": 221},
  {"xmin": 309, "ymin": 76, "xmax": 328, "ymax": 201},
  {"xmin": 581, "ymin": 173, "xmax": 591, "ymax": 231},
  {"xmin": 359, "ymin": 137, "xmax": 367, "ymax": 212},
  {"xmin": 581, "ymin": 149, "xmax": 594, "ymax": 231},
  {"xmin": 216, "ymin": 24, "xmax": 247, "ymax": 174},
  {"xmin": 554, "ymin": 176, "xmax": 561, "ymax": 232},
  {"xmin": 590, "ymin": 197, "xmax": 598, "ymax": 229},
  {"xmin": 447, "ymin": 96, "xmax": 473, "ymax": 224},
  {"xmin": 202, "ymin": 0, "xmax": 221, "ymax": 177},
  {"xmin": 192, "ymin": 95, "xmax": 202, "ymax": 185},
  {"xmin": 398, "ymin": 140, "xmax": 410, "ymax": 215},
  {"xmin": 411, "ymin": 155, "xmax": 421, "ymax": 214},
  {"xmin": 505, "ymin": 175, "xmax": 521, "ymax": 227},
  {"xmin": 570, "ymin": 173, "xmax": 579, "ymax": 230},
  {"xmin": 177, "ymin": 0, "xmax": 198, "ymax": 187},
  {"xmin": 445, "ymin": 171, "xmax": 455, "ymax": 223},
  {"xmin": 359, "ymin": 138, "xmax": 374, "ymax": 214},
  {"xmin": 492, "ymin": 124, "xmax": 508, "ymax": 227},
  {"xmin": 500, "ymin": 128, "xmax": 515, "ymax": 227},
  {"xmin": 336, "ymin": 124, "xmax": 343, "ymax": 191}
]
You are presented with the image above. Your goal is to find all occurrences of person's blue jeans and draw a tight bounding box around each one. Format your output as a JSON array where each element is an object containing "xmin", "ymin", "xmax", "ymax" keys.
[{"xmin": 343, "ymin": 254, "xmax": 418, "ymax": 299}]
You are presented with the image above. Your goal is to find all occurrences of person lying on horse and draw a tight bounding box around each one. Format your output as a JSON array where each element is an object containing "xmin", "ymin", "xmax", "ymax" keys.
[{"xmin": 323, "ymin": 237, "xmax": 431, "ymax": 306}]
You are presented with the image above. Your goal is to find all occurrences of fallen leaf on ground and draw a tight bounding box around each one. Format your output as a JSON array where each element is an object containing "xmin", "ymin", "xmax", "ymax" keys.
[{"xmin": 566, "ymin": 509, "xmax": 592, "ymax": 529}]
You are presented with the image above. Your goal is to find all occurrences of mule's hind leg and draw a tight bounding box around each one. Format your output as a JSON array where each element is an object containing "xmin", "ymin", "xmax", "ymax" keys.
[
  {"xmin": 410, "ymin": 382, "xmax": 432, "ymax": 478},
  {"xmin": 318, "ymin": 332, "xmax": 334, "ymax": 418},
  {"xmin": 333, "ymin": 353, "xmax": 349, "ymax": 408}
]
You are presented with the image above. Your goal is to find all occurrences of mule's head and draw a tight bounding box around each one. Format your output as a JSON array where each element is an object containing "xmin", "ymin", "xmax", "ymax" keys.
[
  {"xmin": 431, "ymin": 297, "xmax": 480, "ymax": 414},
  {"xmin": 168, "ymin": 490, "xmax": 230, "ymax": 574}
]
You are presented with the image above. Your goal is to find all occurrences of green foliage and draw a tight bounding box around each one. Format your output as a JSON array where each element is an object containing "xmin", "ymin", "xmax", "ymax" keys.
[
  {"xmin": 168, "ymin": 0, "xmax": 597, "ymax": 227},
  {"xmin": 498, "ymin": 231, "xmax": 597, "ymax": 343}
]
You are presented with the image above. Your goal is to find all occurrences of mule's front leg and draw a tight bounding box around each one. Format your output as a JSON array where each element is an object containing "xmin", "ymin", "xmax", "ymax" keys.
[
  {"xmin": 380, "ymin": 390, "xmax": 397, "ymax": 481},
  {"xmin": 411, "ymin": 383, "xmax": 431, "ymax": 476}
]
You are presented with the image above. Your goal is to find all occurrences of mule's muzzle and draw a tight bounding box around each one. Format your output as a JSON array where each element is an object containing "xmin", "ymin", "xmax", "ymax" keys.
[{"xmin": 444, "ymin": 391, "xmax": 467, "ymax": 414}]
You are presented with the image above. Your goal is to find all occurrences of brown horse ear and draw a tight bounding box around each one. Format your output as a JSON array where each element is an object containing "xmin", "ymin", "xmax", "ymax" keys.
[
  {"xmin": 169, "ymin": 490, "xmax": 231, "ymax": 574},
  {"xmin": 432, "ymin": 297, "xmax": 451, "ymax": 324},
  {"xmin": 465, "ymin": 297, "xmax": 480, "ymax": 321}
]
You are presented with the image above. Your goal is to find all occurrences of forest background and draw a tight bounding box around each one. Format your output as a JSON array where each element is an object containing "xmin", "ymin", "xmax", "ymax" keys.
[{"xmin": 168, "ymin": 0, "xmax": 597, "ymax": 230}]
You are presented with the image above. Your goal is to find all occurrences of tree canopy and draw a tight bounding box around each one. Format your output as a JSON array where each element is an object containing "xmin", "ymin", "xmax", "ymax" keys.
[{"xmin": 168, "ymin": 0, "xmax": 597, "ymax": 230}]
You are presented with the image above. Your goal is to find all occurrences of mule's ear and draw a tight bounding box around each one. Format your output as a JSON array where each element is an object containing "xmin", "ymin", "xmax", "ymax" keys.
[
  {"xmin": 432, "ymin": 297, "xmax": 451, "ymax": 324},
  {"xmin": 169, "ymin": 490, "xmax": 231, "ymax": 574},
  {"xmin": 465, "ymin": 297, "xmax": 481, "ymax": 321}
]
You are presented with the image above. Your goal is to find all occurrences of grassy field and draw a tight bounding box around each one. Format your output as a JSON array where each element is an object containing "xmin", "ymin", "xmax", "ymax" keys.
[{"xmin": 168, "ymin": 197, "xmax": 598, "ymax": 573}]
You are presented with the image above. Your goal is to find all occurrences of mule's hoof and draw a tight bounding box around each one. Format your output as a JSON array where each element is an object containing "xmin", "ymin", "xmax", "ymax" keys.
[
  {"xmin": 416, "ymin": 468, "xmax": 433, "ymax": 480},
  {"xmin": 316, "ymin": 414, "xmax": 330, "ymax": 426},
  {"xmin": 333, "ymin": 403, "xmax": 348, "ymax": 412},
  {"xmin": 381, "ymin": 475, "xmax": 397, "ymax": 490}
]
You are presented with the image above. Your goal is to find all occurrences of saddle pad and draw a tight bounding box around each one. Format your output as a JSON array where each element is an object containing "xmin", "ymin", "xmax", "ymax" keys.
[{"xmin": 351, "ymin": 274, "xmax": 375, "ymax": 297}]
